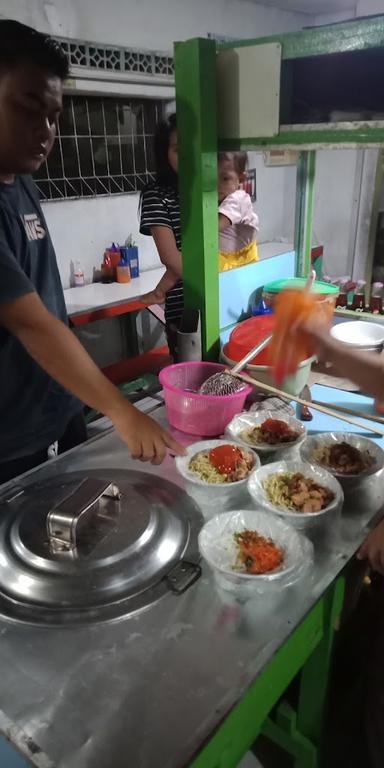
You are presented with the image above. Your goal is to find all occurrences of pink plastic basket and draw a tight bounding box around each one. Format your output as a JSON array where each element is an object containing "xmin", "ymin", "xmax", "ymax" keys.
[{"xmin": 159, "ymin": 362, "xmax": 252, "ymax": 436}]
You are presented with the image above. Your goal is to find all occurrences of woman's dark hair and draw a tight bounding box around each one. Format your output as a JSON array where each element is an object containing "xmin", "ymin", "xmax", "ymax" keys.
[
  {"xmin": 154, "ymin": 113, "xmax": 177, "ymax": 188},
  {"xmin": 0, "ymin": 20, "xmax": 69, "ymax": 80}
]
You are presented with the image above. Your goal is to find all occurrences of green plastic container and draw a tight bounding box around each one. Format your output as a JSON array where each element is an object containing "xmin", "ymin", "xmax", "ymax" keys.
[{"xmin": 263, "ymin": 278, "xmax": 338, "ymax": 295}]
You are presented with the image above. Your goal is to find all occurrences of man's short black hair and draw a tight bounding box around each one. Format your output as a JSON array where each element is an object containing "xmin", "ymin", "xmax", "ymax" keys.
[{"xmin": 0, "ymin": 20, "xmax": 69, "ymax": 80}]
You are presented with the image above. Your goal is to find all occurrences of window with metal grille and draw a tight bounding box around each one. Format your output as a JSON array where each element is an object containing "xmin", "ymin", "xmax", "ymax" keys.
[
  {"xmin": 57, "ymin": 37, "xmax": 174, "ymax": 77},
  {"xmin": 35, "ymin": 96, "xmax": 163, "ymax": 200}
]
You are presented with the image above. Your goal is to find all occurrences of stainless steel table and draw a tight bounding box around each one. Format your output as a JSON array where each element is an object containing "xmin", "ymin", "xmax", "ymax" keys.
[{"xmin": 0, "ymin": 405, "xmax": 383, "ymax": 768}]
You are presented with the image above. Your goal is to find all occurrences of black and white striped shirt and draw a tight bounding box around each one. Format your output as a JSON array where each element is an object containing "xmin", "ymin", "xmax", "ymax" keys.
[{"xmin": 140, "ymin": 183, "xmax": 184, "ymax": 324}]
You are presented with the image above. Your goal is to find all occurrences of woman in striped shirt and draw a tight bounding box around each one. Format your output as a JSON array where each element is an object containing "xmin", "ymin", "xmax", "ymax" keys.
[
  {"xmin": 140, "ymin": 114, "xmax": 183, "ymax": 360},
  {"xmin": 140, "ymin": 115, "xmax": 259, "ymax": 360}
]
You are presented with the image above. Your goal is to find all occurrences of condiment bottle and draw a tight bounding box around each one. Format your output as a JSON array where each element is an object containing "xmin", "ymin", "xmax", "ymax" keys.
[
  {"xmin": 335, "ymin": 277, "xmax": 350, "ymax": 309},
  {"xmin": 116, "ymin": 257, "xmax": 131, "ymax": 283},
  {"xmin": 101, "ymin": 253, "xmax": 114, "ymax": 283},
  {"xmin": 74, "ymin": 261, "xmax": 85, "ymax": 287},
  {"xmin": 351, "ymin": 280, "xmax": 366, "ymax": 312},
  {"xmin": 369, "ymin": 282, "xmax": 383, "ymax": 314}
]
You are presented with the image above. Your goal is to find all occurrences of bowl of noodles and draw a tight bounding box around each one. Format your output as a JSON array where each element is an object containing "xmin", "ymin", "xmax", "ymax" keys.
[
  {"xmin": 198, "ymin": 508, "xmax": 314, "ymax": 594},
  {"xmin": 175, "ymin": 439, "xmax": 260, "ymax": 498},
  {"xmin": 300, "ymin": 432, "xmax": 384, "ymax": 488},
  {"xmin": 248, "ymin": 460, "xmax": 343, "ymax": 530},
  {"xmin": 226, "ymin": 411, "xmax": 306, "ymax": 454}
]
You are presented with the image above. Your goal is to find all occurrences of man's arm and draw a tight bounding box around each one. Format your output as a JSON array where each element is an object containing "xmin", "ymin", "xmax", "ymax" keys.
[{"xmin": 0, "ymin": 291, "xmax": 185, "ymax": 464}]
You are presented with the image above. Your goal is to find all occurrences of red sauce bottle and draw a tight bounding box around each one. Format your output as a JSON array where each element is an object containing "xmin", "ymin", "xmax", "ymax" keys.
[
  {"xmin": 351, "ymin": 280, "xmax": 366, "ymax": 312},
  {"xmin": 369, "ymin": 282, "xmax": 383, "ymax": 315}
]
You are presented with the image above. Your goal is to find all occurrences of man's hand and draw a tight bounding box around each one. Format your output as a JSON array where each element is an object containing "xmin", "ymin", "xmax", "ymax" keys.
[
  {"xmin": 0, "ymin": 291, "xmax": 186, "ymax": 464},
  {"xmin": 111, "ymin": 403, "xmax": 185, "ymax": 464},
  {"xmin": 357, "ymin": 519, "xmax": 384, "ymax": 575}
]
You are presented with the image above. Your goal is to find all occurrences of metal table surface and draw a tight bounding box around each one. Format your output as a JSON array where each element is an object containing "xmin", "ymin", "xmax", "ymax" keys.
[{"xmin": 0, "ymin": 404, "xmax": 383, "ymax": 768}]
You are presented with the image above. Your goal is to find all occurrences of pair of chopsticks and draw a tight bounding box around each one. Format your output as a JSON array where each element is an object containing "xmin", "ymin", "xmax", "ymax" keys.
[{"xmin": 230, "ymin": 370, "xmax": 384, "ymax": 438}]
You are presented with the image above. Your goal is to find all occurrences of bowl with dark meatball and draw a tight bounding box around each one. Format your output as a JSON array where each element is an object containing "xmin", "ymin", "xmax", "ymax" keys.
[
  {"xmin": 300, "ymin": 432, "xmax": 384, "ymax": 489},
  {"xmin": 226, "ymin": 411, "xmax": 306, "ymax": 455}
]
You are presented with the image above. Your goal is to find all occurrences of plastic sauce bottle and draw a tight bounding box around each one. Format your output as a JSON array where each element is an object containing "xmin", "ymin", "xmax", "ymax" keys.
[
  {"xmin": 74, "ymin": 262, "xmax": 85, "ymax": 287},
  {"xmin": 369, "ymin": 282, "xmax": 383, "ymax": 314},
  {"xmin": 335, "ymin": 277, "xmax": 351, "ymax": 309},
  {"xmin": 101, "ymin": 253, "xmax": 114, "ymax": 283},
  {"xmin": 351, "ymin": 280, "xmax": 366, "ymax": 312},
  {"xmin": 116, "ymin": 258, "xmax": 131, "ymax": 283}
]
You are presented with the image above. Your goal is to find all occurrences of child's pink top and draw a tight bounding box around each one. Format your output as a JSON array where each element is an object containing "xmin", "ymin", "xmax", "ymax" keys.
[{"xmin": 219, "ymin": 189, "xmax": 259, "ymax": 254}]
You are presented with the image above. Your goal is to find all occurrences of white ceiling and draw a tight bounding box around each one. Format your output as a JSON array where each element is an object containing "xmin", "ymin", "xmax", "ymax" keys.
[{"xmin": 255, "ymin": 0, "xmax": 356, "ymax": 14}]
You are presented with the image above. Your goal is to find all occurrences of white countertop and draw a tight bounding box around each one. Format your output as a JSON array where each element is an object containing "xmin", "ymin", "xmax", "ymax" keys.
[
  {"xmin": 64, "ymin": 242, "xmax": 294, "ymax": 318},
  {"xmin": 258, "ymin": 241, "xmax": 294, "ymax": 260},
  {"xmin": 64, "ymin": 267, "xmax": 165, "ymax": 318}
]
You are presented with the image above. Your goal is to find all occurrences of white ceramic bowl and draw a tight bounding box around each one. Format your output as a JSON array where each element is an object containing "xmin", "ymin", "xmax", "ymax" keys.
[
  {"xmin": 248, "ymin": 460, "xmax": 343, "ymax": 531},
  {"xmin": 331, "ymin": 320, "xmax": 384, "ymax": 351},
  {"xmin": 175, "ymin": 439, "xmax": 260, "ymax": 495},
  {"xmin": 198, "ymin": 508, "xmax": 313, "ymax": 594},
  {"xmin": 226, "ymin": 410, "xmax": 306, "ymax": 455},
  {"xmin": 300, "ymin": 432, "xmax": 384, "ymax": 488}
]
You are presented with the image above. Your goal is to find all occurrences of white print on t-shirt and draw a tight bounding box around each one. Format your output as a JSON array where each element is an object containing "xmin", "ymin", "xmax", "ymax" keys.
[{"xmin": 21, "ymin": 213, "xmax": 46, "ymax": 241}]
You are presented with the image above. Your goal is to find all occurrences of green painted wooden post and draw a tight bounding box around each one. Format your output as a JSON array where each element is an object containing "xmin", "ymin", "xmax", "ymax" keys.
[
  {"xmin": 188, "ymin": 598, "xmax": 325, "ymax": 768},
  {"xmin": 296, "ymin": 577, "xmax": 345, "ymax": 767},
  {"xmin": 294, "ymin": 151, "xmax": 316, "ymax": 277},
  {"xmin": 174, "ymin": 38, "xmax": 219, "ymax": 359}
]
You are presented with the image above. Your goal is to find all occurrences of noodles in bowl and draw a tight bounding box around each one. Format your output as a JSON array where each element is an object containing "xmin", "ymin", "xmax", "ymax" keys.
[
  {"xmin": 176, "ymin": 439, "xmax": 260, "ymax": 492},
  {"xmin": 248, "ymin": 460, "xmax": 344, "ymax": 524},
  {"xmin": 300, "ymin": 432, "xmax": 384, "ymax": 484},
  {"xmin": 189, "ymin": 444, "xmax": 254, "ymax": 484},
  {"xmin": 263, "ymin": 471, "xmax": 334, "ymax": 513}
]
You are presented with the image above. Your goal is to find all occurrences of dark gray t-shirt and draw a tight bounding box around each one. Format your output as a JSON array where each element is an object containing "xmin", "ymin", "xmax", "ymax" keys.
[{"xmin": 0, "ymin": 175, "xmax": 80, "ymax": 462}]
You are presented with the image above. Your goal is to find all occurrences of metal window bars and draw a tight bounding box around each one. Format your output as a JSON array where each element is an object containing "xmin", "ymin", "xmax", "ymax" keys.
[{"xmin": 35, "ymin": 96, "xmax": 161, "ymax": 200}]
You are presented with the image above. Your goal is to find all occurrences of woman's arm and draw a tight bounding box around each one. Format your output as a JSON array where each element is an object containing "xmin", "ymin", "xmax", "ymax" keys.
[
  {"xmin": 140, "ymin": 226, "xmax": 182, "ymax": 305},
  {"xmin": 151, "ymin": 226, "xmax": 182, "ymax": 278}
]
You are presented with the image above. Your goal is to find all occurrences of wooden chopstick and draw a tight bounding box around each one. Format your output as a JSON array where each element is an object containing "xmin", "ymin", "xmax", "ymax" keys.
[
  {"xmin": 230, "ymin": 370, "xmax": 384, "ymax": 438},
  {"xmin": 311, "ymin": 399, "xmax": 384, "ymax": 428}
]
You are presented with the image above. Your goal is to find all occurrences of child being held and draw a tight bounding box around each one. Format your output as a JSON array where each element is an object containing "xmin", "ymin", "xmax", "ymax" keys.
[
  {"xmin": 218, "ymin": 151, "xmax": 259, "ymax": 272},
  {"xmin": 141, "ymin": 151, "xmax": 259, "ymax": 306}
]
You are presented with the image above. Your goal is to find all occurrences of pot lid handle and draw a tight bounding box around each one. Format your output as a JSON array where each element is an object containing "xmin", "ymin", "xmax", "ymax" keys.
[{"xmin": 47, "ymin": 477, "xmax": 121, "ymax": 550}]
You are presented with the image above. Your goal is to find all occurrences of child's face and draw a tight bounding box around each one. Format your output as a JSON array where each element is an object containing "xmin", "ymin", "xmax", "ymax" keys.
[
  {"xmin": 168, "ymin": 130, "xmax": 178, "ymax": 173},
  {"xmin": 218, "ymin": 158, "xmax": 242, "ymax": 203}
]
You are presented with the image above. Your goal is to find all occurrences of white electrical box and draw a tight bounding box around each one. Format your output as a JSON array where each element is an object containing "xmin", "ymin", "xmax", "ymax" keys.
[{"xmin": 217, "ymin": 42, "xmax": 281, "ymax": 140}]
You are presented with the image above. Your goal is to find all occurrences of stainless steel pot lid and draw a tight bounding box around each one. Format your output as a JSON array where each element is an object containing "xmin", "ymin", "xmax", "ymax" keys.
[{"xmin": 0, "ymin": 470, "xmax": 202, "ymax": 625}]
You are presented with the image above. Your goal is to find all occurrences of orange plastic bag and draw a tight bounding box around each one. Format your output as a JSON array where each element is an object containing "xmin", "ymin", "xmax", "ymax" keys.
[{"xmin": 268, "ymin": 289, "xmax": 332, "ymax": 386}]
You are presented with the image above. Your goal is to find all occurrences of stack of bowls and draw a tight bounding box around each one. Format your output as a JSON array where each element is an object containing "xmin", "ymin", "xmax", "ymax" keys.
[{"xmin": 331, "ymin": 320, "xmax": 384, "ymax": 353}]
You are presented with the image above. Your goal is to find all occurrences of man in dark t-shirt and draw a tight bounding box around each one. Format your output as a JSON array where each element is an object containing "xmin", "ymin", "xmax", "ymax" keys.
[{"xmin": 0, "ymin": 21, "xmax": 183, "ymax": 483}]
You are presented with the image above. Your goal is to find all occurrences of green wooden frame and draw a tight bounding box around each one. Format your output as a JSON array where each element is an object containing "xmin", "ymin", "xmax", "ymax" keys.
[
  {"xmin": 175, "ymin": 17, "xmax": 384, "ymax": 355},
  {"xmin": 217, "ymin": 15, "xmax": 384, "ymax": 60},
  {"xmin": 175, "ymin": 38, "xmax": 219, "ymax": 360},
  {"xmin": 188, "ymin": 578, "xmax": 345, "ymax": 768},
  {"xmin": 174, "ymin": 17, "xmax": 384, "ymax": 767}
]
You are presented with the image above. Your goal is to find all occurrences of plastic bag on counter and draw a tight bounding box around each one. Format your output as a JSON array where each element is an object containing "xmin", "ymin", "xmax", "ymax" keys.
[{"xmin": 198, "ymin": 508, "xmax": 314, "ymax": 596}]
